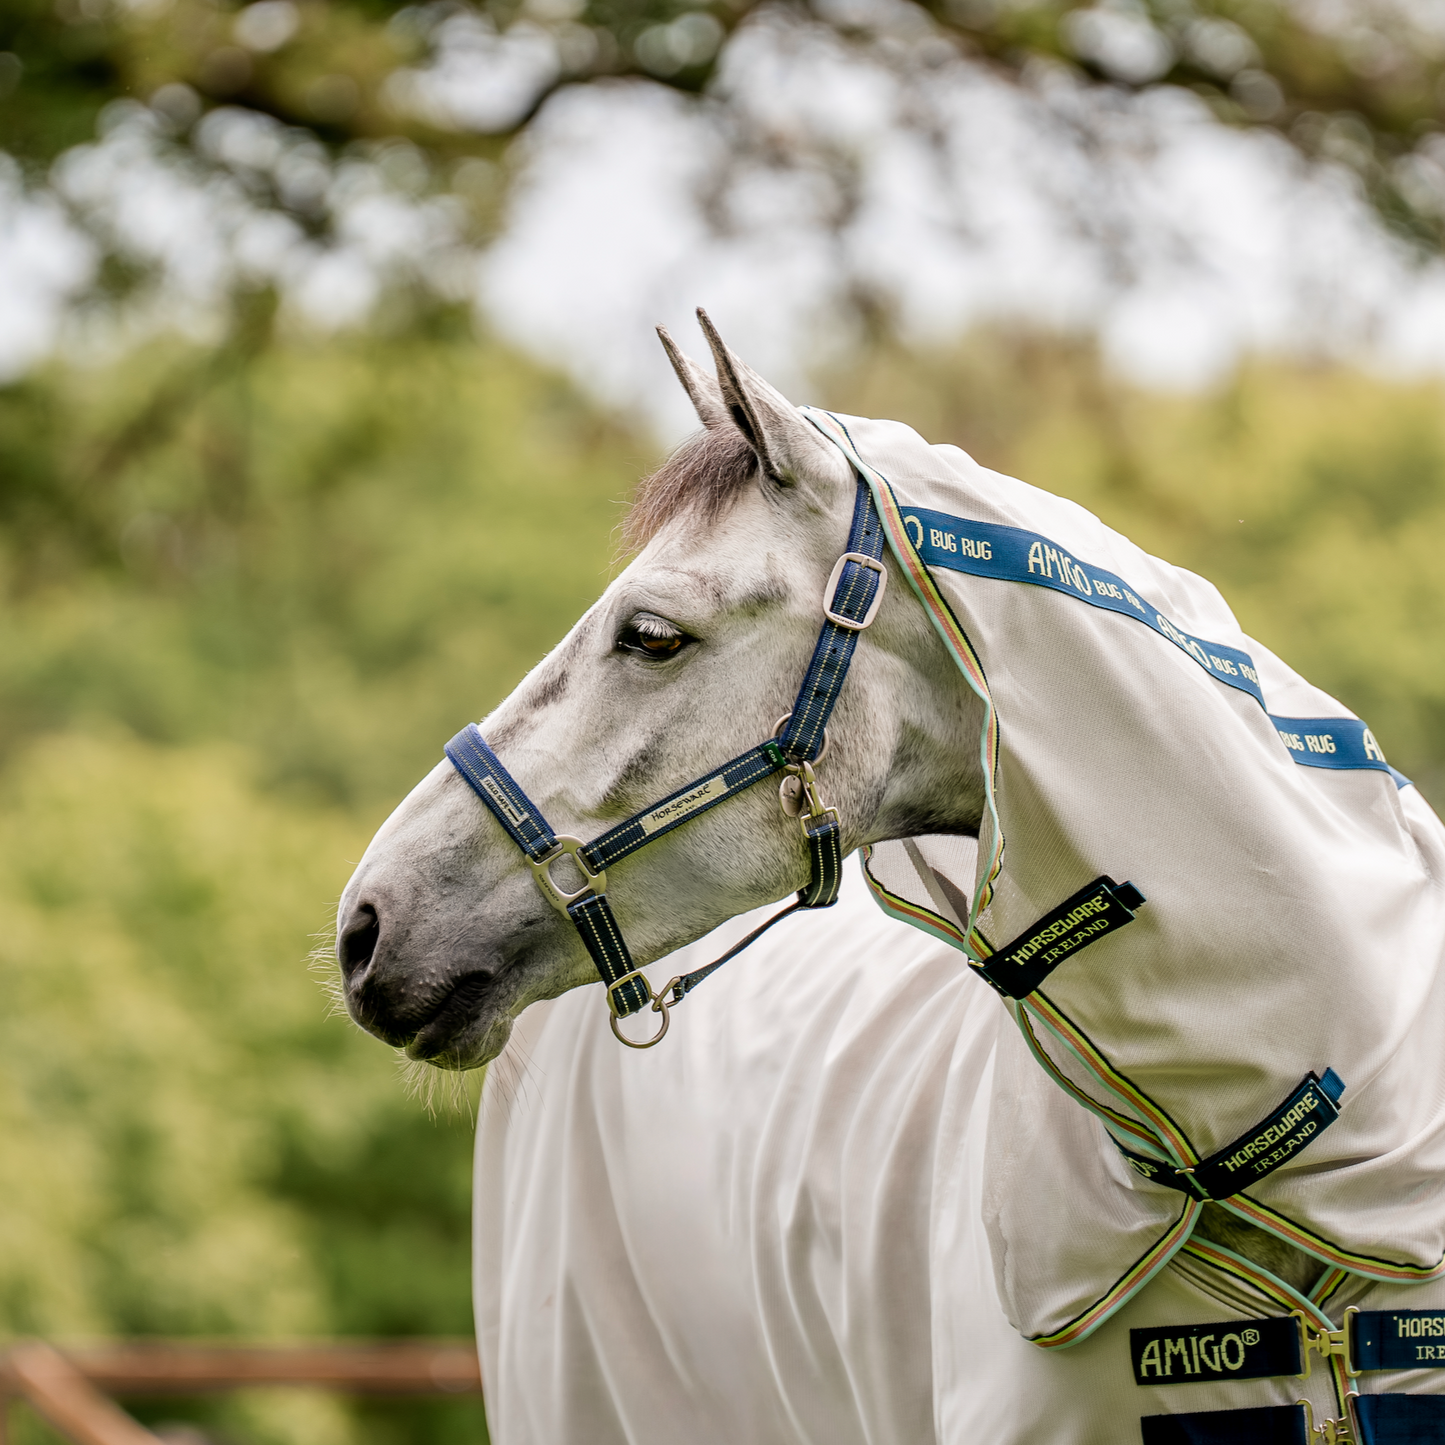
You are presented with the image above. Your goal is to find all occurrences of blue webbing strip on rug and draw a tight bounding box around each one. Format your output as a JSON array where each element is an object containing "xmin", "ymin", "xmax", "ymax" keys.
[{"xmin": 899, "ymin": 505, "xmax": 1408, "ymax": 787}]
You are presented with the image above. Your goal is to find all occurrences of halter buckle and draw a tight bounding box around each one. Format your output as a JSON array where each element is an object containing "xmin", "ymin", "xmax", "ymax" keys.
[
  {"xmin": 822, "ymin": 552, "xmax": 886, "ymax": 631},
  {"xmin": 529, "ymin": 836, "xmax": 607, "ymax": 914}
]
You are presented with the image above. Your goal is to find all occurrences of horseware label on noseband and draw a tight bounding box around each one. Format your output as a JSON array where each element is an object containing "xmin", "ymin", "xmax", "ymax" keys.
[
  {"xmin": 898, "ymin": 504, "xmax": 1406, "ymax": 786},
  {"xmin": 1118, "ymin": 1070, "xmax": 1346, "ymax": 1200},
  {"xmin": 1130, "ymin": 1316, "xmax": 1301, "ymax": 1384},
  {"xmin": 975, "ymin": 876, "xmax": 1145, "ymax": 999},
  {"xmin": 638, "ymin": 774, "xmax": 730, "ymax": 835}
]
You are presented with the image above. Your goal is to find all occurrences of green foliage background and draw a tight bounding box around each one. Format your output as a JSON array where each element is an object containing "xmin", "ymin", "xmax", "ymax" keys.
[{"xmin": 0, "ymin": 318, "xmax": 1441, "ymax": 1444}]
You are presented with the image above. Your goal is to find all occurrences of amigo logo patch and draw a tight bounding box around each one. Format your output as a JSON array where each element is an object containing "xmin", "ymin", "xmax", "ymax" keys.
[{"xmin": 1131, "ymin": 1317, "xmax": 1300, "ymax": 1385}]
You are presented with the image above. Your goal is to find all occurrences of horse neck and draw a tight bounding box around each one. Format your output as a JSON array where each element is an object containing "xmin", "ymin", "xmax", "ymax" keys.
[{"xmin": 852, "ymin": 586, "xmax": 989, "ymax": 847}]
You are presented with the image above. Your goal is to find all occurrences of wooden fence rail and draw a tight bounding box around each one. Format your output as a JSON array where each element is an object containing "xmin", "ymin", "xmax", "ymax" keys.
[{"xmin": 0, "ymin": 1340, "xmax": 482, "ymax": 1445}]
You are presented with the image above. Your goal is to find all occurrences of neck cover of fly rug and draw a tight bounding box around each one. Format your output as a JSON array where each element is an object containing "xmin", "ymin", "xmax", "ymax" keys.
[{"xmin": 801, "ymin": 407, "xmax": 1445, "ymax": 1350}]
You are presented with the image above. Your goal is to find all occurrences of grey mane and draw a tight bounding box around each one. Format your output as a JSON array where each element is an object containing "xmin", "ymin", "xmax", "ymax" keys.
[{"xmin": 624, "ymin": 426, "xmax": 758, "ymax": 550}]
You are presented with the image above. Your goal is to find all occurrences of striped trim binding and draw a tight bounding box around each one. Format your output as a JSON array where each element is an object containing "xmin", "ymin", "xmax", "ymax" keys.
[
  {"xmin": 1028, "ymin": 1199, "xmax": 1202, "ymax": 1349},
  {"xmin": 1222, "ymin": 1195, "xmax": 1445, "ymax": 1285},
  {"xmin": 1023, "ymin": 992, "xmax": 1198, "ymax": 1170},
  {"xmin": 859, "ymin": 846, "xmax": 977, "ymax": 951},
  {"xmin": 1310, "ymin": 1267, "xmax": 1352, "ymax": 1308},
  {"xmin": 1014, "ymin": 1003, "xmax": 1164, "ymax": 1151},
  {"xmin": 804, "ymin": 409, "xmax": 1006, "ymax": 954},
  {"xmin": 1182, "ymin": 1237, "xmax": 1349, "ymax": 1415}
]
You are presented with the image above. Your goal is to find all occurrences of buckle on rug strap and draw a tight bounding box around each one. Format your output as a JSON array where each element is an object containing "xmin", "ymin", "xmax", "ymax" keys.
[
  {"xmin": 529, "ymin": 836, "xmax": 607, "ymax": 914},
  {"xmin": 1298, "ymin": 1398, "xmax": 1355, "ymax": 1443},
  {"xmin": 1293, "ymin": 1308, "xmax": 1362, "ymax": 1381},
  {"xmin": 822, "ymin": 551, "xmax": 886, "ymax": 631}
]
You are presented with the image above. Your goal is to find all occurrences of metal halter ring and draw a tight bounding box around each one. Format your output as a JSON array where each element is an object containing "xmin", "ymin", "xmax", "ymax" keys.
[
  {"xmin": 606, "ymin": 968, "xmax": 682, "ymax": 1050},
  {"xmin": 772, "ymin": 714, "xmax": 830, "ymax": 766},
  {"xmin": 529, "ymin": 836, "xmax": 607, "ymax": 915}
]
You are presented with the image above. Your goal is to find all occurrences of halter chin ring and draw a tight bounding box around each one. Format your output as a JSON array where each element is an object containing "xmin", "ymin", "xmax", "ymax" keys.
[
  {"xmin": 606, "ymin": 967, "xmax": 682, "ymax": 1050},
  {"xmin": 823, "ymin": 552, "xmax": 886, "ymax": 631},
  {"xmin": 529, "ymin": 836, "xmax": 607, "ymax": 914}
]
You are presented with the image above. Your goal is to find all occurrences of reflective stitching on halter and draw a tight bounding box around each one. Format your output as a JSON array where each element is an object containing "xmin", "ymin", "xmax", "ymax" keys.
[{"xmin": 445, "ymin": 474, "xmax": 882, "ymax": 1040}]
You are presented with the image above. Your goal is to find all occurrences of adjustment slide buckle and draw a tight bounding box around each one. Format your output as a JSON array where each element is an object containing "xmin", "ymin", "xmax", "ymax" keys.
[{"xmin": 822, "ymin": 552, "xmax": 886, "ymax": 631}]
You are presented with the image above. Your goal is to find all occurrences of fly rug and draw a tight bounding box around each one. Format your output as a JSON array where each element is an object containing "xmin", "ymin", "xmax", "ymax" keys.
[{"xmin": 336, "ymin": 312, "xmax": 1445, "ymax": 1445}]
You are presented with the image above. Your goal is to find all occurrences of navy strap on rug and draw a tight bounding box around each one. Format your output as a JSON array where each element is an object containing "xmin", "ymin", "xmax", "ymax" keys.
[
  {"xmin": 896, "ymin": 503, "xmax": 1410, "ymax": 788},
  {"xmin": 1142, "ymin": 1397, "xmax": 1445, "ymax": 1445},
  {"xmin": 1353, "ymin": 1309, "xmax": 1445, "ymax": 1372},
  {"xmin": 1116, "ymin": 1070, "xmax": 1346, "ymax": 1201},
  {"xmin": 445, "ymin": 477, "xmax": 880, "ymax": 1041},
  {"xmin": 1140, "ymin": 1405, "xmax": 1307, "ymax": 1445},
  {"xmin": 1352, "ymin": 1393, "xmax": 1445, "ymax": 1444}
]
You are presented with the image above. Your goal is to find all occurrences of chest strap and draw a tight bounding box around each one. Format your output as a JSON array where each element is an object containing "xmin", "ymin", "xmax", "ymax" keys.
[
  {"xmin": 973, "ymin": 875, "xmax": 1145, "ymax": 999},
  {"xmin": 1133, "ymin": 1309, "xmax": 1445, "ymax": 1386},
  {"xmin": 1142, "ymin": 1394, "xmax": 1445, "ymax": 1444}
]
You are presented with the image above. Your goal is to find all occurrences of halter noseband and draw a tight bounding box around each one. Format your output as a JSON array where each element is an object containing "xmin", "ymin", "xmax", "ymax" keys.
[{"xmin": 444, "ymin": 477, "xmax": 886, "ymax": 1047}]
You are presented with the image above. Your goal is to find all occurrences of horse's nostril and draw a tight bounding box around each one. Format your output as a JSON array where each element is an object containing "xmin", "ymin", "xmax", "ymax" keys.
[{"xmin": 338, "ymin": 903, "xmax": 381, "ymax": 981}]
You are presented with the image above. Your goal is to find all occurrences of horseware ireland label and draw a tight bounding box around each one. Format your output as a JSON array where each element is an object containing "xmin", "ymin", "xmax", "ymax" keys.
[
  {"xmin": 638, "ymin": 775, "xmax": 730, "ymax": 835},
  {"xmin": 1185, "ymin": 1070, "xmax": 1346, "ymax": 1199},
  {"xmin": 1351, "ymin": 1309, "xmax": 1445, "ymax": 1371},
  {"xmin": 1130, "ymin": 1316, "xmax": 1301, "ymax": 1385},
  {"xmin": 975, "ymin": 876, "xmax": 1145, "ymax": 999}
]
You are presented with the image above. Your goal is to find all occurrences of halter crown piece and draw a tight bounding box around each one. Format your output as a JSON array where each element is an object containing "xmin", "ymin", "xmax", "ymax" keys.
[{"xmin": 445, "ymin": 478, "xmax": 887, "ymax": 1047}]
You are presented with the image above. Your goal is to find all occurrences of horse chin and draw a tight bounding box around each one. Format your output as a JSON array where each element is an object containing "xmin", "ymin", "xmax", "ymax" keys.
[{"xmin": 406, "ymin": 1010, "xmax": 513, "ymax": 1072}]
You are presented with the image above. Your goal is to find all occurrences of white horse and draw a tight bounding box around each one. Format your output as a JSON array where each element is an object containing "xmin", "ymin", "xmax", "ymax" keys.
[{"xmin": 337, "ymin": 314, "xmax": 1445, "ymax": 1443}]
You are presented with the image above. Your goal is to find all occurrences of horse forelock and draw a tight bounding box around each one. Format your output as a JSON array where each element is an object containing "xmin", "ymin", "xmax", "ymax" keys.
[{"xmin": 623, "ymin": 426, "xmax": 758, "ymax": 550}]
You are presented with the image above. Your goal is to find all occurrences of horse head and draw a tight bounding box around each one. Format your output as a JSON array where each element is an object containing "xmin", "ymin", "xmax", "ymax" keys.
[{"xmin": 335, "ymin": 313, "xmax": 985, "ymax": 1068}]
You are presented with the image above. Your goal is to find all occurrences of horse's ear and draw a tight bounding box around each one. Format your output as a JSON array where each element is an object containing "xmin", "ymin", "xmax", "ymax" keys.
[
  {"xmin": 694, "ymin": 309, "xmax": 851, "ymax": 497},
  {"xmin": 657, "ymin": 326, "xmax": 728, "ymax": 429}
]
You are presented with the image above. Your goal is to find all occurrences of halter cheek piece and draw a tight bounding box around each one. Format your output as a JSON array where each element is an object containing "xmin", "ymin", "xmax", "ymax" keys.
[{"xmin": 445, "ymin": 478, "xmax": 886, "ymax": 1048}]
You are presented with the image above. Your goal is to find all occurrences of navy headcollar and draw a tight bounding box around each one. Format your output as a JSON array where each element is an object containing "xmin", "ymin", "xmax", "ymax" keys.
[{"xmin": 445, "ymin": 477, "xmax": 886, "ymax": 1047}]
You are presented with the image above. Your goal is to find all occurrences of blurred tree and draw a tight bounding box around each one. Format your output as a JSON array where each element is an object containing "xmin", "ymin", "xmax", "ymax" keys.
[
  {"xmin": 0, "ymin": 316, "xmax": 642, "ymax": 808},
  {"xmin": 1, "ymin": 0, "xmax": 1442, "ymax": 334},
  {"xmin": 0, "ymin": 326, "xmax": 643, "ymax": 1444}
]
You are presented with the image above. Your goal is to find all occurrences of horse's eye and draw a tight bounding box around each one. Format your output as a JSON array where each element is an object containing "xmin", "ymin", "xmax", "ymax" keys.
[{"xmin": 616, "ymin": 615, "xmax": 690, "ymax": 659}]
